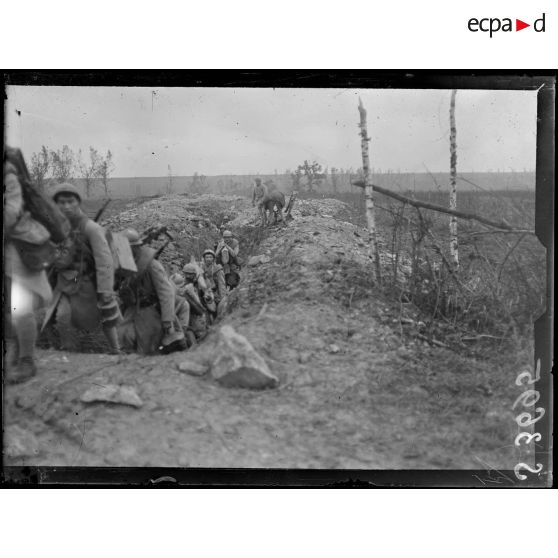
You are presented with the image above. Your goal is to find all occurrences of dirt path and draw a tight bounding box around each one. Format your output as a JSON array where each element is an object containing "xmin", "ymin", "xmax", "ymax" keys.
[{"xmin": 4, "ymin": 194, "xmax": 522, "ymax": 469}]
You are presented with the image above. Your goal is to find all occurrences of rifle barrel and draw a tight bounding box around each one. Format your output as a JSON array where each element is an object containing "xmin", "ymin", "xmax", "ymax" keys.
[{"xmin": 94, "ymin": 199, "xmax": 112, "ymax": 222}]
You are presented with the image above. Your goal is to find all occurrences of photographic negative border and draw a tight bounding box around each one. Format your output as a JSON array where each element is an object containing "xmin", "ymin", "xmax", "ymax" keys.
[{"xmin": 2, "ymin": 70, "xmax": 554, "ymax": 487}]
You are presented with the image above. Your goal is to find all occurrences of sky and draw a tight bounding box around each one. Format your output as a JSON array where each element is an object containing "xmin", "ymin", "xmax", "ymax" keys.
[{"xmin": 5, "ymin": 86, "xmax": 537, "ymax": 177}]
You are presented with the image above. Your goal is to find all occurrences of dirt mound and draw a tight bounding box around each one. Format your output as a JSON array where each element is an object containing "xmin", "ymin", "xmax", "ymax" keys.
[
  {"xmin": 4, "ymin": 194, "xmax": 523, "ymax": 470},
  {"xmin": 101, "ymin": 194, "xmax": 248, "ymax": 271}
]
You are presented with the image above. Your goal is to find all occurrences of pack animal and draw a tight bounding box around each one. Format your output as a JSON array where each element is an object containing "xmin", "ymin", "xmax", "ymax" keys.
[{"xmin": 252, "ymin": 180, "xmax": 286, "ymax": 226}]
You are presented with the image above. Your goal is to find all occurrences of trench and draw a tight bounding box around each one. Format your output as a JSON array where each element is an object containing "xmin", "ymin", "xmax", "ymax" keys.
[{"xmin": 35, "ymin": 206, "xmax": 273, "ymax": 355}]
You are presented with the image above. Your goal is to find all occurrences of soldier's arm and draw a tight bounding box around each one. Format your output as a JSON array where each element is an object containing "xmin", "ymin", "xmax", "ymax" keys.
[
  {"xmin": 84, "ymin": 221, "xmax": 115, "ymax": 295},
  {"xmin": 196, "ymin": 266, "xmax": 209, "ymax": 292},
  {"xmin": 148, "ymin": 259, "xmax": 176, "ymax": 323},
  {"xmin": 215, "ymin": 240, "xmax": 225, "ymax": 254}
]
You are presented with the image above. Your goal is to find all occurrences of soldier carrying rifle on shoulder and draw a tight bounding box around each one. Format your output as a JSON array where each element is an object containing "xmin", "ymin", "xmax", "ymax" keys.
[{"xmin": 47, "ymin": 184, "xmax": 122, "ymax": 354}]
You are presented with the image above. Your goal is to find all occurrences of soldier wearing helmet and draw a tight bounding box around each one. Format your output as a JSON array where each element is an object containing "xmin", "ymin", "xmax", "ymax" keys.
[
  {"xmin": 169, "ymin": 262, "xmax": 211, "ymax": 342},
  {"xmin": 116, "ymin": 228, "xmax": 187, "ymax": 354},
  {"xmin": 200, "ymin": 248, "xmax": 227, "ymax": 320},
  {"xmin": 50, "ymin": 183, "xmax": 121, "ymax": 354},
  {"xmin": 214, "ymin": 229, "xmax": 240, "ymax": 290}
]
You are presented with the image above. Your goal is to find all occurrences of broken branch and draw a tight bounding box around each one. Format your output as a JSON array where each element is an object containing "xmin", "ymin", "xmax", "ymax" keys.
[{"xmin": 351, "ymin": 180, "xmax": 532, "ymax": 233}]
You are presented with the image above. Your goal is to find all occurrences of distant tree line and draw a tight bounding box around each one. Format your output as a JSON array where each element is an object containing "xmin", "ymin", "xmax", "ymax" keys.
[{"xmin": 30, "ymin": 145, "xmax": 115, "ymax": 198}]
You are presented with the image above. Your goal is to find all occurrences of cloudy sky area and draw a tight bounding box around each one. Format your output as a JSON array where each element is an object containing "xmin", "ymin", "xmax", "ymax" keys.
[{"xmin": 5, "ymin": 86, "xmax": 537, "ymax": 177}]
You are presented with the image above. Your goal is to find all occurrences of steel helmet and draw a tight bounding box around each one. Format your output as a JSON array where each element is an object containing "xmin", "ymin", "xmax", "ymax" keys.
[
  {"xmin": 120, "ymin": 228, "xmax": 143, "ymax": 246},
  {"xmin": 223, "ymin": 230, "xmax": 233, "ymax": 238},
  {"xmin": 52, "ymin": 183, "xmax": 82, "ymax": 203},
  {"xmin": 182, "ymin": 263, "xmax": 198, "ymax": 275},
  {"xmin": 170, "ymin": 273, "xmax": 185, "ymax": 286},
  {"xmin": 202, "ymin": 249, "xmax": 215, "ymax": 258}
]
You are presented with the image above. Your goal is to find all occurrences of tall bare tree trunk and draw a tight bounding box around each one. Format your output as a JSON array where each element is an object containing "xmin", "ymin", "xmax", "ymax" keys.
[
  {"xmin": 449, "ymin": 90, "xmax": 459, "ymax": 269},
  {"xmin": 358, "ymin": 98, "xmax": 382, "ymax": 283}
]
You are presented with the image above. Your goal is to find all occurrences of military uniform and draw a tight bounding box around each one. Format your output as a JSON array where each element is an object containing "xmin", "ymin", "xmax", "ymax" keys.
[
  {"xmin": 201, "ymin": 259, "xmax": 227, "ymax": 319},
  {"xmin": 50, "ymin": 183, "xmax": 121, "ymax": 353},
  {"xmin": 172, "ymin": 270, "xmax": 209, "ymax": 342},
  {"xmin": 117, "ymin": 240, "xmax": 187, "ymax": 354},
  {"xmin": 215, "ymin": 231, "xmax": 240, "ymax": 277},
  {"xmin": 4, "ymin": 156, "xmax": 53, "ymax": 382},
  {"xmin": 55, "ymin": 215, "xmax": 115, "ymax": 329}
]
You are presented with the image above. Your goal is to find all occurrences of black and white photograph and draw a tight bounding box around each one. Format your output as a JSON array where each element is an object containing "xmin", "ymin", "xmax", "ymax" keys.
[{"xmin": 2, "ymin": 74, "xmax": 554, "ymax": 485}]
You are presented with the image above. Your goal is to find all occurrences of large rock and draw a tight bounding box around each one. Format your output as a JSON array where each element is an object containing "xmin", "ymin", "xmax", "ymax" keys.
[
  {"xmin": 210, "ymin": 325, "xmax": 279, "ymax": 389},
  {"xmin": 178, "ymin": 360, "xmax": 209, "ymax": 376},
  {"xmin": 4, "ymin": 425, "xmax": 41, "ymax": 458},
  {"xmin": 80, "ymin": 385, "xmax": 144, "ymax": 408}
]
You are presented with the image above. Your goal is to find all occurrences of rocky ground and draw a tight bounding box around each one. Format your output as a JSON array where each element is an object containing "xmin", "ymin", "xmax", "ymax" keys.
[{"xmin": 4, "ymin": 193, "xmax": 527, "ymax": 470}]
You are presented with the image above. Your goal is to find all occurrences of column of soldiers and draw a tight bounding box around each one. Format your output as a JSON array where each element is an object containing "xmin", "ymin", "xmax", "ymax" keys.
[{"xmin": 4, "ymin": 148, "xmax": 241, "ymax": 384}]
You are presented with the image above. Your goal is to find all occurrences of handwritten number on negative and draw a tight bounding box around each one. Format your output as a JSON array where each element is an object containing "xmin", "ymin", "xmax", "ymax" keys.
[
  {"xmin": 514, "ymin": 462, "xmax": 543, "ymax": 481},
  {"xmin": 515, "ymin": 407, "xmax": 545, "ymax": 428},
  {"xmin": 515, "ymin": 359, "xmax": 541, "ymax": 386},
  {"xmin": 512, "ymin": 389, "xmax": 540, "ymax": 410},
  {"xmin": 514, "ymin": 431, "xmax": 542, "ymax": 447}
]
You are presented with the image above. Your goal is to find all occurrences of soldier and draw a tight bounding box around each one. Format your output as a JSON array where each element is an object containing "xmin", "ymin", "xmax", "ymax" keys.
[
  {"xmin": 215, "ymin": 229, "xmax": 241, "ymax": 290},
  {"xmin": 4, "ymin": 148, "xmax": 56, "ymax": 382},
  {"xmin": 117, "ymin": 229, "xmax": 187, "ymax": 354},
  {"xmin": 50, "ymin": 183, "xmax": 121, "ymax": 353},
  {"xmin": 252, "ymin": 178, "xmax": 266, "ymax": 209},
  {"xmin": 200, "ymin": 248, "xmax": 227, "ymax": 320},
  {"xmin": 171, "ymin": 264, "xmax": 210, "ymax": 342}
]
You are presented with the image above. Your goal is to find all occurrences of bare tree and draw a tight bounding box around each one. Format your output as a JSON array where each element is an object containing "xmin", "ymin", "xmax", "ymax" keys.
[
  {"xmin": 357, "ymin": 98, "xmax": 381, "ymax": 284},
  {"xmin": 297, "ymin": 160, "xmax": 325, "ymax": 193},
  {"xmin": 330, "ymin": 167, "xmax": 339, "ymax": 194},
  {"xmin": 79, "ymin": 147, "xmax": 102, "ymax": 198},
  {"xmin": 449, "ymin": 90, "xmax": 459, "ymax": 269},
  {"xmin": 30, "ymin": 145, "xmax": 51, "ymax": 191},
  {"xmin": 98, "ymin": 150, "xmax": 115, "ymax": 197},
  {"xmin": 290, "ymin": 167, "xmax": 303, "ymax": 190},
  {"xmin": 51, "ymin": 145, "xmax": 76, "ymax": 183}
]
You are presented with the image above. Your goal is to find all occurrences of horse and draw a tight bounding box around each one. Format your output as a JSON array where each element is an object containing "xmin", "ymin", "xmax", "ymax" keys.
[{"xmin": 252, "ymin": 180, "xmax": 286, "ymax": 226}]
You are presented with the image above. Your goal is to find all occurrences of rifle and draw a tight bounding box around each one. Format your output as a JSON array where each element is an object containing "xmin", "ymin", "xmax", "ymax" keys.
[
  {"xmin": 285, "ymin": 191, "xmax": 298, "ymax": 219},
  {"xmin": 154, "ymin": 239, "xmax": 171, "ymax": 260},
  {"xmin": 141, "ymin": 225, "xmax": 174, "ymax": 245},
  {"xmin": 94, "ymin": 198, "xmax": 112, "ymax": 222},
  {"xmin": 140, "ymin": 225, "xmax": 174, "ymax": 260}
]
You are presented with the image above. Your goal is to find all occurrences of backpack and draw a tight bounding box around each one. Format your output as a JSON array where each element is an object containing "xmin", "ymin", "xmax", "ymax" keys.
[{"xmin": 3, "ymin": 155, "xmax": 70, "ymax": 244}]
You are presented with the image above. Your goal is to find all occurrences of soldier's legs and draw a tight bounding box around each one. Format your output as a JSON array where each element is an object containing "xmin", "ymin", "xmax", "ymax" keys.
[
  {"xmin": 175, "ymin": 298, "xmax": 190, "ymax": 333},
  {"xmin": 11, "ymin": 282, "xmax": 37, "ymax": 360},
  {"xmin": 7, "ymin": 281, "xmax": 39, "ymax": 382},
  {"xmin": 56, "ymin": 294, "xmax": 79, "ymax": 351},
  {"xmin": 173, "ymin": 299, "xmax": 196, "ymax": 348},
  {"xmin": 4, "ymin": 277, "xmax": 18, "ymax": 366},
  {"xmin": 102, "ymin": 324, "xmax": 122, "ymax": 354}
]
